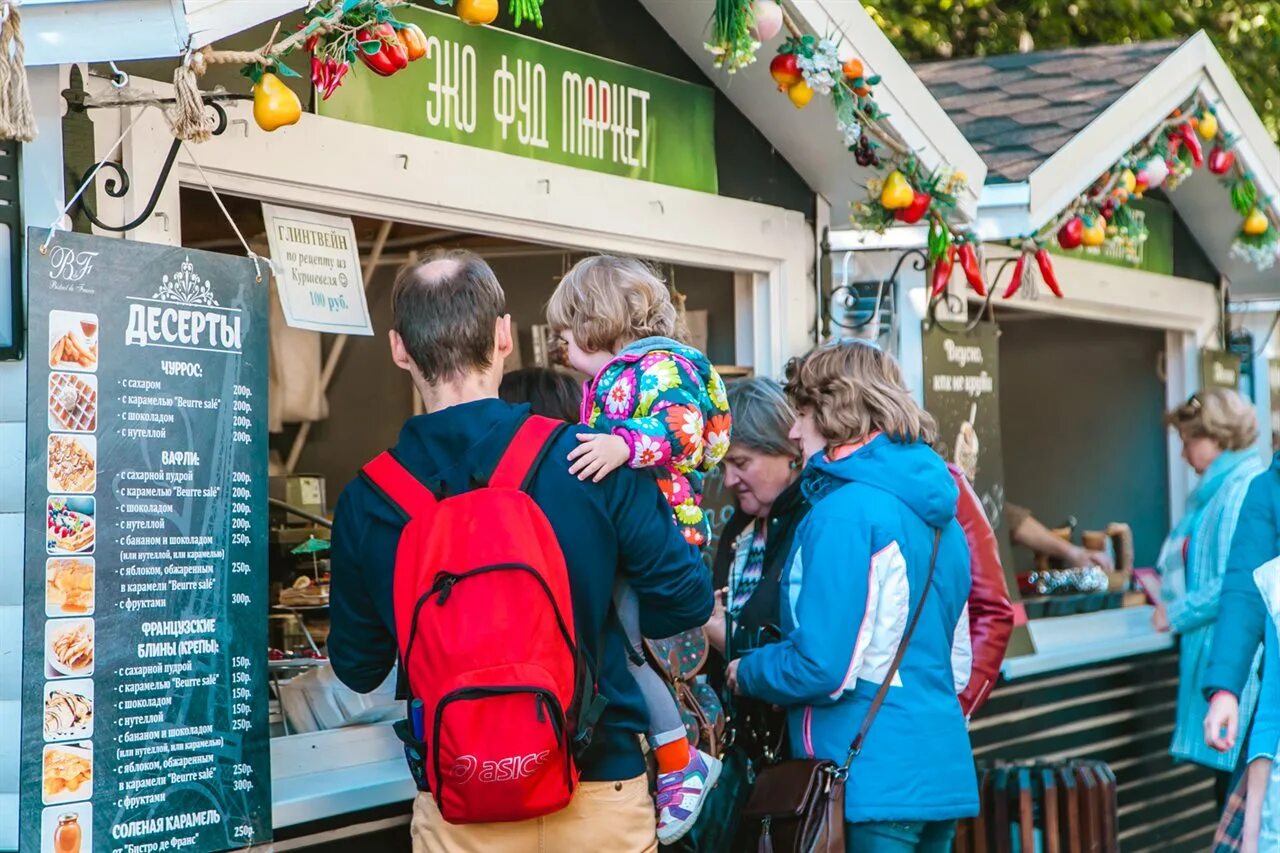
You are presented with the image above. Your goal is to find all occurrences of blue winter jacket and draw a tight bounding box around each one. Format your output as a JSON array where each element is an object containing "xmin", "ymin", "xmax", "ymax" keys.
[
  {"xmin": 1203, "ymin": 453, "xmax": 1280, "ymax": 700},
  {"xmin": 736, "ymin": 434, "xmax": 979, "ymax": 824}
]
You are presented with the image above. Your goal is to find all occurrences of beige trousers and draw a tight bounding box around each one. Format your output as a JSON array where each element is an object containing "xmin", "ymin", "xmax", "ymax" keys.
[{"xmin": 410, "ymin": 774, "xmax": 658, "ymax": 853}]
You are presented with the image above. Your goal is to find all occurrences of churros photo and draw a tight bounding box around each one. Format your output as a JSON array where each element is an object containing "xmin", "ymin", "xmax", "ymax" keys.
[{"xmin": 47, "ymin": 310, "xmax": 98, "ymax": 373}]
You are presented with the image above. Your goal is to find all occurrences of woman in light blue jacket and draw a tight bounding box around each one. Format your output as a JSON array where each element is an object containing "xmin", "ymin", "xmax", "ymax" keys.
[
  {"xmin": 1156, "ymin": 390, "xmax": 1264, "ymax": 805},
  {"xmin": 727, "ymin": 342, "xmax": 977, "ymax": 852}
]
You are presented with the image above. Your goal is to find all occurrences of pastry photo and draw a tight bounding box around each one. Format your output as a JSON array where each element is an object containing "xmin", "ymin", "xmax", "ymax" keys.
[
  {"xmin": 47, "ymin": 435, "xmax": 96, "ymax": 494},
  {"xmin": 43, "ymin": 680, "xmax": 93, "ymax": 742},
  {"xmin": 46, "ymin": 497, "xmax": 94, "ymax": 556},
  {"xmin": 42, "ymin": 743, "xmax": 92, "ymax": 805},
  {"xmin": 48, "ymin": 310, "xmax": 98, "ymax": 373},
  {"xmin": 45, "ymin": 618, "xmax": 94, "ymax": 679},
  {"xmin": 46, "ymin": 558, "xmax": 94, "ymax": 617},
  {"xmin": 48, "ymin": 373, "xmax": 97, "ymax": 433}
]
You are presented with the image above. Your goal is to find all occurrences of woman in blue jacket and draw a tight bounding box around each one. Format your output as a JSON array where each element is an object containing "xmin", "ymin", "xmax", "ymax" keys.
[
  {"xmin": 1155, "ymin": 390, "xmax": 1265, "ymax": 806},
  {"xmin": 727, "ymin": 341, "xmax": 978, "ymax": 852}
]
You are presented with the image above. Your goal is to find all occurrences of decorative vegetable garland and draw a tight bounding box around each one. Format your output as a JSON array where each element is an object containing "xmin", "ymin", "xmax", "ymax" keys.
[
  {"xmin": 705, "ymin": 0, "xmax": 984, "ymax": 296},
  {"xmin": 1001, "ymin": 97, "xmax": 1280, "ymax": 299},
  {"xmin": 185, "ymin": 0, "xmax": 551, "ymax": 134}
]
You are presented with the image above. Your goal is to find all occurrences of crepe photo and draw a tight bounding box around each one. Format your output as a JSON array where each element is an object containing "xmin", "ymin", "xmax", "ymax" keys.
[
  {"xmin": 47, "ymin": 435, "xmax": 96, "ymax": 494},
  {"xmin": 46, "ymin": 497, "xmax": 95, "ymax": 556},
  {"xmin": 48, "ymin": 373, "xmax": 97, "ymax": 433},
  {"xmin": 48, "ymin": 310, "xmax": 98, "ymax": 373},
  {"xmin": 46, "ymin": 558, "xmax": 94, "ymax": 617},
  {"xmin": 42, "ymin": 742, "xmax": 92, "ymax": 805},
  {"xmin": 45, "ymin": 618, "xmax": 94, "ymax": 679},
  {"xmin": 43, "ymin": 679, "xmax": 93, "ymax": 742}
]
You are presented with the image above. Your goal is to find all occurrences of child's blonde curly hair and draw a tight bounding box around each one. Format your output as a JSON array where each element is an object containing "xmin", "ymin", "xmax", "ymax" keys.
[{"xmin": 547, "ymin": 256, "xmax": 682, "ymax": 354}]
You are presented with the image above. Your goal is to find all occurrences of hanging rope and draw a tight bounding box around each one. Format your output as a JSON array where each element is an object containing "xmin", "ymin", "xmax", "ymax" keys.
[
  {"xmin": 180, "ymin": 140, "xmax": 264, "ymax": 282},
  {"xmin": 0, "ymin": 3, "xmax": 36, "ymax": 141}
]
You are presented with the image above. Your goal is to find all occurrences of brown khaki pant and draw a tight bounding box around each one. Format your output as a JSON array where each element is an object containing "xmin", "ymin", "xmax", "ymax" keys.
[{"xmin": 410, "ymin": 774, "xmax": 658, "ymax": 853}]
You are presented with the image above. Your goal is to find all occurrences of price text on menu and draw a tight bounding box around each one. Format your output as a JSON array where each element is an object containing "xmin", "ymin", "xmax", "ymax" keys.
[{"xmin": 20, "ymin": 229, "xmax": 271, "ymax": 853}]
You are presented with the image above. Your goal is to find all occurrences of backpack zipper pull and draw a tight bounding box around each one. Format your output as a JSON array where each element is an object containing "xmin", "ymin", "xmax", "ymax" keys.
[
  {"xmin": 535, "ymin": 694, "xmax": 546, "ymax": 724},
  {"xmin": 434, "ymin": 574, "xmax": 458, "ymax": 605}
]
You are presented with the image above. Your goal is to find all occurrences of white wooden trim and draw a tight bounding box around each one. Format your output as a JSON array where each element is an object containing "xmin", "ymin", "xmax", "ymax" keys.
[
  {"xmin": 114, "ymin": 76, "xmax": 814, "ymax": 375},
  {"xmin": 1165, "ymin": 329, "xmax": 1196, "ymax": 528}
]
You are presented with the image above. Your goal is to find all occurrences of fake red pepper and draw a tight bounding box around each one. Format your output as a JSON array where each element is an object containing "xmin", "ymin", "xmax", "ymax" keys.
[
  {"xmin": 397, "ymin": 23, "xmax": 428, "ymax": 62},
  {"xmin": 931, "ymin": 247, "xmax": 956, "ymax": 297},
  {"xmin": 1002, "ymin": 253, "xmax": 1027, "ymax": 299},
  {"xmin": 1179, "ymin": 123, "xmax": 1203, "ymax": 168},
  {"xmin": 1208, "ymin": 145, "xmax": 1235, "ymax": 176},
  {"xmin": 1035, "ymin": 249, "xmax": 1063, "ymax": 298},
  {"xmin": 1057, "ymin": 217, "xmax": 1084, "ymax": 250},
  {"xmin": 357, "ymin": 23, "xmax": 409, "ymax": 76},
  {"xmin": 958, "ymin": 242, "xmax": 986, "ymax": 296},
  {"xmin": 894, "ymin": 191, "xmax": 932, "ymax": 225}
]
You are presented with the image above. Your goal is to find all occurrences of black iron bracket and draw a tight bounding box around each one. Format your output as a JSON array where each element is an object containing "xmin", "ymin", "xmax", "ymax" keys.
[
  {"xmin": 61, "ymin": 91, "xmax": 250, "ymax": 234},
  {"xmin": 828, "ymin": 247, "xmax": 926, "ymax": 333}
]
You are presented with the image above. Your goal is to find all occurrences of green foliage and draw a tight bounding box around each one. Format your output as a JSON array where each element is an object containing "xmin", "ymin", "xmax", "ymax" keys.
[{"xmin": 863, "ymin": 0, "xmax": 1280, "ymax": 141}]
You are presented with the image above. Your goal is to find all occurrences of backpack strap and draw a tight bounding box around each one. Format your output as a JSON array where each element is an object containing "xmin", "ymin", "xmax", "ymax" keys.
[
  {"xmin": 361, "ymin": 451, "xmax": 438, "ymax": 522},
  {"xmin": 489, "ymin": 415, "xmax": 565, "ymax": 491}
]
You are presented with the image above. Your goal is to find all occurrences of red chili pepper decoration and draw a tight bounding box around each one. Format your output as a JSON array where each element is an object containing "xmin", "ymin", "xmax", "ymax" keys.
[
  {"xmin": 931, "ymin": 247, "xmax": 955, "ymax": 297},
  {"xmin": 1208, "ymin": 145, "xmax": 1235, "ymax": 176},
  {"xmin": 1035, "ymin": 249, "xmax": 1063, "ymax": 298},
  {"xmin": 958, "ymin": 242, "xmax": 986, "ymax": 296},
  {"xmin": 1180, "ymin": 124, "xmax": 1203, "ymax": 168},
  {"xmin": 1002, "ymin": 253, "xmax": 1027, "ymax": 299}
]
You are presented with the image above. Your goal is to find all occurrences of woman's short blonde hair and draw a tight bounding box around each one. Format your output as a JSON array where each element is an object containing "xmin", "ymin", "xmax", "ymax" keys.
[
  {"xmin": 546, "ymin": 256, "xmax": 679, "ymax": 353},
  {"xmin": 784, "ymin": 341, "xmax": 936, "ymax": 446},
  {"xmin": 1165, "ymin": 388, "xmax": 1257, "ymax": 451}
]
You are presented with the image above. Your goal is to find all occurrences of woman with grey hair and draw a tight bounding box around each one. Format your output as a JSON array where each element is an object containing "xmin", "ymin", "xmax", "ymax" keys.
[{"xmin": 706, "ymin": 377, "xmax": 806, "ymax": 764}]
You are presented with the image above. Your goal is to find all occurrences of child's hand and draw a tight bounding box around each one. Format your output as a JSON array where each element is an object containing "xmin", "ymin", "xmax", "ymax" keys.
[{"xmin": 568, "ymin": 434, "xmax": 630, "ymax": 482}]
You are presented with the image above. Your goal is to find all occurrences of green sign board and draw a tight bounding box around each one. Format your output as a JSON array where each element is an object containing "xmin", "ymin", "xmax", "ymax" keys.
[
  {"xmin": 319, "ymin": 7, "xmax": 719, "ymax": 193},
  {"xmin": 1202, "ymin": 348, "xmax": 1244, "ymax": 392},
  {"xmin": 1048, "ymin": 197, "xmax": 1174, "ymax": 275}
]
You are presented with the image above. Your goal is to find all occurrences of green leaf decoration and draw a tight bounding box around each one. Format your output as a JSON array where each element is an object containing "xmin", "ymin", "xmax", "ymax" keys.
[
  {"xmin": 867, "ymin": 75, "xmax": 882, "ymax": 85},
  {"xmin": 342, "ymin": 0, "xmax": 363, "ymax": 11},
  {"xmin": 273, "ymin": 62, "xmax": 302, "ymax": 79},
  {"xmin": 360, "ymin": 39, "xmax": 384, "ymax": 55}
]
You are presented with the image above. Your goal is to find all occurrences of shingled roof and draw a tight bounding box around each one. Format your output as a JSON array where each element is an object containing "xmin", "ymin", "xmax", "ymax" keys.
[{"xmin": 914, "ymin": 40, "xmax": 1182, "ymax": 184}]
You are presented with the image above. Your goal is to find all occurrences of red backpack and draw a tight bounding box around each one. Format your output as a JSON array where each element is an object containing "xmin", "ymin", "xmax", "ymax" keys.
[{"xmin": 361, "ymin": 415, "xmax": 604, "ymax": 824}]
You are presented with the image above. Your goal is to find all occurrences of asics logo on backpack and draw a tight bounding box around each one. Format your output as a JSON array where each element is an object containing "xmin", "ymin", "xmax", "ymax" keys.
[{"xmin": 450, "ymin": 751, "xmax": 552, "ymax": 785}]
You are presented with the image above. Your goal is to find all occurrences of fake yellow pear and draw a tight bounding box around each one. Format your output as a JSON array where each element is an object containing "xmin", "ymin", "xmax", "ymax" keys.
[
  {"xmin": 1243, "ymin": 208, "xmax": 1270, "ymax": 236},
  {"xmin": 880, "ymin": 170, "xmax": 914, "ymax": 209},
  {"xmin": 253, "ymin": 73, "xmax": 302, "ymax": 132},
  {"xmin": 1197, "ymin": 112, "xmax": 1218, "ymax": 140},
  {"xmin": 787, "ymin": 80, "xmax": 814, "ymax": 109},
  {"xmin": 1081, "ymin": 217, "xmax": 1106, "ymax": 247}
]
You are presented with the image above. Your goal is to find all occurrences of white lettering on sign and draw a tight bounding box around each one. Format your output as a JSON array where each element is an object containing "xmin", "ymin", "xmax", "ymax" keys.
[
  {"xmin": 493, "ymin": 56, "xmax": 548, "ymax": 148},
  {"xmin": 931, "ymin": 372, "xmax": 994, "ymax": 398},
  {"xmin": 1213, "ymin": 361, "xmax": 1238, "ymax": 386},
  {"xmin": 561, "ymin": 72, "xmax": 649, "ymax": 168},
  {"xmin": 942, "ymin": 338, "xmax": 984, "ymax": 367},
  {"xmin": 125, "ymin": 304, "xmax": 242, "ymax": 353},
  {"xmin": 47, "ymin": 246, "xmax": 99, "ymax": 282},
  {"xmin": 425, "ymin": 35, "xmax": 478, "ymax": 133}
]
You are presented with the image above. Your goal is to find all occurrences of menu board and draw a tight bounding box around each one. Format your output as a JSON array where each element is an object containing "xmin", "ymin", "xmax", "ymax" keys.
[{"xmin": 20, "ymin": 230, "xmax": 271, "ymax": 853}]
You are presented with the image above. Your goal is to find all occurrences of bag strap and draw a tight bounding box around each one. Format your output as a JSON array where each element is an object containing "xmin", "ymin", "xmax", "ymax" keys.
[
  {"xmin": 490, "ymin": 414, "xmax": 564, "ymax": 491},
  {"xmin": 361, "ymin": 451, "xmax": 438, "ymax": 522},
  {"xmin": 839, "ymin": 527, "xmax": 943, "ymax": 776}
]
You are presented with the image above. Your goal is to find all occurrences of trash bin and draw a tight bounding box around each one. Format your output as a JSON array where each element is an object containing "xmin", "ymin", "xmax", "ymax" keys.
[{"xmin": 955, "ymin": 759, "xmax": 1118, "ymax": 853}]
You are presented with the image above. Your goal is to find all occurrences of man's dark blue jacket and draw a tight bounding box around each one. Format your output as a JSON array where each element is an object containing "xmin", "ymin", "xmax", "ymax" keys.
[{"xmin": 329, "ymin": 398, "xmax": 713, "ymax": 782}]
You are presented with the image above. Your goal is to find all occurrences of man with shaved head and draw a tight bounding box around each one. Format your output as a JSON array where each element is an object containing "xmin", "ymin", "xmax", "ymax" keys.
[{"xmin": 329, "ymin": 250, "xmax": 712, "ymax": 852}]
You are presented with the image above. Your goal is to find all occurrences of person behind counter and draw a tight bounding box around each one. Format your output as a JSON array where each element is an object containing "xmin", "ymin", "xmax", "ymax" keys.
[
  {"xmin": 725, "ymin": 342, "xmax": 979, "ymax": 851},
  {"xmin": 328, "ymin": 250, "xmax": 712, "ymax": 853},
  {"xmin": 1004, "ymin": 502, "xmax": 1114, "ymax": 571},
  {"xmin": 1152, "ymin": 390, "xmax": 1264, "ymax": 810}
]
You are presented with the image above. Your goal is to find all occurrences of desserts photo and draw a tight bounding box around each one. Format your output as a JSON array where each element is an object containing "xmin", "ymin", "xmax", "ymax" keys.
[
  {"xmin": 46, "ymin": 497, "xmax": 95, "ymax": 556},
  {"xmin": 41, "ymin": 742, "xmax": 92, "ymax": 805},
  {"xmin": 47, "ymin": 373, "xmax": 97, "ymax": 433},
  {"xmin": 45, "ymin": 558, "xmax": 94, "ymax": 617},
  {"xmin": 43, "ymin": 680, "xmax": 93, "ymax": 742},
  {"xmin": 46, "ymin": 435, "xmax": 96, "ymax": 494},
  {"xmin": 45, "ymin": 618, "xmax": 94, "ymax": 679},
  {"xmin": 47, "ymin": 310, "xmax": 98, "ymax": 373}
]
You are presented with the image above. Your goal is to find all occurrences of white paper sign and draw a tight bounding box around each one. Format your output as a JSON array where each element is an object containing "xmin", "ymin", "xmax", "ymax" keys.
[{"xmin": 261, "ymin": 203, "xmax": 373, "ymax": 335}]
